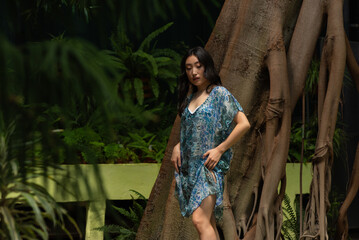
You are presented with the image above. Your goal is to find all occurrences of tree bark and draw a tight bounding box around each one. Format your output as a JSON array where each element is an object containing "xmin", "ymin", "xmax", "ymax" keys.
[
  {"xmin": 302, "ymin": 1, "xmax": 346, "ymax": 239},
  {"xmin": 136, "ymin": 0, "xmax": 355, "ymax": 238},
  {"xmin": 136, "ymin": 117, "xmax": 182, "ymax": 239}
]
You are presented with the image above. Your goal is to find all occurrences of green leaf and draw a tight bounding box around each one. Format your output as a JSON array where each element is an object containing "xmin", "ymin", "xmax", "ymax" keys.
[
  {"xmin": 149, "ymin": 77, "xmax": 159, "ymax": 98},
  {"xmin": 133, "ymin": 51, "xmax": 158, "ymax": 77},
  {"xmin": 21, "ymin": 192, "xmax": 48, "ymax": 239},
  {"xmin": 36, "ymin": 195, "xmax": 56, "ymax": 225},
  {"xmin": 157, "ymin": 68, "xmax": 177, "ymax": 80},
  {"xmin": 61, "ymin": 213, "xmax": 82, "ymax": 239},
  {"xmin": 0, "ymin": 206, "xmax": 21, "ymax": 240},
  {"xmin": 129, "ymin": 189, "xmax": 146, "ymax": 200},
  {"xmin": 138, "ymin": 22, "xmax": 173, "ymax": 52},
  {"xmin": 112, "ymin": 205, "xmax": 131, "ymax": 219},
  {"xmin": 133, "ymin": 78, "xmax": 144, "ymax": 105},
  {"xmin": 95, "ymin": 224, "xmax": 123, "ymax": 233},
  {"xmin": 153, "ymin": 48, "xmax": 180, "ymax": 60}
]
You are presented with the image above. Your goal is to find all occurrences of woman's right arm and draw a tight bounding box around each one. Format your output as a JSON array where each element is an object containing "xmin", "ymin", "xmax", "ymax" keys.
[{"xmin": 171, "ymin": 142, "xmax": 181, "ymax": 173}]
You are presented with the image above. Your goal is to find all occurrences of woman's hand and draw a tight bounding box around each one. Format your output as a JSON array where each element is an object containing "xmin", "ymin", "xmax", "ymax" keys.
[
  {"xmin": 203, "ymin": 147, "xmax": 223, "ymax": 170},
  {"xmin": 171, "ymin": 143, "xmax": 181, "ymax": 173}
]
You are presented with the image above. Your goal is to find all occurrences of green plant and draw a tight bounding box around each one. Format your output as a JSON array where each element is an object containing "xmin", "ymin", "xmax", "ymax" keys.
[
  {"xmin": 305, "ymin": 59, "xmax": 320, "ymax": 96},
  {"xmin": 62, "ymin": 126, "xmax": 105, "ymax": 163},
  {"xmin": 327, "ymin": 188, "xmax": 345, "ymax": 238},
  {"xmin": 62, "ymin": 125, "xmax": 170, "ymax": 164},
  {"xmin": 288, "ymin": 115, "xmax": 347, "ymax": 163},
  {"xmin": 0, "ymin": 35, "xmax": 130, "ymax": 163},
  {"xmin": 0, "ymin": 121, "xmax": 81, "ymax": 240},
  {"xmin": 288, "ymin": 60, "xmax": 347, "ymax": 163},
  {"xmin": 111, "ymin": 22, "xmax": 181, "ymax": 105},
  {"xmin": 126, "ymin": 130, "xmax": 167, "ymax": 163},
  {"xmin": 288, "ymin": 59, "xmax": 348, "ymax": 163},
  {"xmin": 288, "ymin": 118, "xmax": 317, "ymax": 163},
  {"xmin": 281, "ymin": 194, "xmax": 300, "ymax": 240},
  {"xmin": 96, "ymin": 190, "xmax": 147, "ymax": 240}
]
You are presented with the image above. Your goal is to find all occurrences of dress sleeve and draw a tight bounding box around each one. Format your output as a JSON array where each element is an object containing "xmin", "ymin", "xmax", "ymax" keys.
[{"xmin": 219, "ymin": 87, "xmax": 244, "ymax": 131}]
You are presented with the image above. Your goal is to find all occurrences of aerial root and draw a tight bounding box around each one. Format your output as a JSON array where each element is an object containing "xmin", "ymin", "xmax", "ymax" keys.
[
  {"xmin": 300, "ymin": 232, "xmax": 319, "ymax": 239},
  {"xmin": 247, "ymin": 186, "xmax": 258, "ymax": 230},
  {"xmin": 312, "ymin": 142, "xmax": 331, "ymax": 161},
  {"xmin": 259, "ymin": 206, "xmax": 271, "ymax": 238},
  {"xmin": 237, "ymin": 186, "xmax": 258, "ymax": 238},
  {"xmin": 237, "ymin": 217, "xmax": 248, "ymax": 238},
  {"xmin": 265, "ymin": 98, "xmax": 284, "ymax": 121}
]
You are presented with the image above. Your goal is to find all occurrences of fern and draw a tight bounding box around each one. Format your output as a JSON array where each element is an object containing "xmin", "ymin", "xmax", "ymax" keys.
[
  {"xmin": 97, "ymin": 190, "xmax": 147, "ymax": 240},
  {"xmin": 132, "ymin": 51, "xmax": 159, "ymax": 77},
  {"xmin": 96, "ymin": 224, "xmax": 123, "ymax": 233},
  {"xmin": 138, "ymin": 22, "xmax": 174, "ymax": 52},
  {"xmin": 157, "ymin": 68, "xmax": 177, "ymax": 80},
  {"xmin": 281, "ymin": 194, "xmax": 299, "ymax": 240},
  {"xmin": 110, "ymin": 22, "xmax": 180, "ymax": 105},
  {"xmin": 149, "ymin": 77, "xmax": 160, "ymax": 98},
  {"xmin": 133, "ymin": 78, "xmax": 144, "ymax": 105},
  {"xmin": 153, "ymin": 48, "xmax": 181, "ymax": 61},
  {"xmin": 129, "ymin": 189, "xmax": 146, "ymax": 200}
]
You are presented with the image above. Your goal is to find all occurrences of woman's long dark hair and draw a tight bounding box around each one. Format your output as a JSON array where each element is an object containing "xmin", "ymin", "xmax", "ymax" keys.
[{"xmin": 178, "ymin": 46, "xmax": 222, "ymax": 116}]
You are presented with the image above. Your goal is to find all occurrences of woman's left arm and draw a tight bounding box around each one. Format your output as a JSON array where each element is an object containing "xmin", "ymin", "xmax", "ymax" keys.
[{"xmin": 203, "ymin": 111, "xmax": 250, "ymax": 170}]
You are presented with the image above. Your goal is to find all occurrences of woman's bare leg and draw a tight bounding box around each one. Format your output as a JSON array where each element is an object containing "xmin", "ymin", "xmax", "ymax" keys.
[
  {"xmin": 210, "ymin": 213, "xmax": 220, "ymax": 240},
  {"xmin": 192, "ymin": 195, "xmax": 218, "ymax": 240}
]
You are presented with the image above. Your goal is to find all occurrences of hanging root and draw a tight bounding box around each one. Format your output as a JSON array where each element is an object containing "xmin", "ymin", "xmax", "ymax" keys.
[
  {"xmin": 256, "ymin": 34, "xmax": 291, "ymax": 239},
  {"xmin": 220, "ymin": 176, "xmax": 240, "ymax": 240},
  {"xmin": 247, "ymin": 185, "xmax": 258, "ymax": 231},
  {"xmin": 262, "ymin": 98, "xmax": 285, "ymax": 179},
  {"xmin": 243, "ymin": 214, "xmax": 257, "ymax": 240},
  {"xmin": 237, "ymin": 186, "xmax": 258, "ymax": 238},
  {"xmin": 265, "ymin": 98, "xmax": 284, "ymax": 122}
]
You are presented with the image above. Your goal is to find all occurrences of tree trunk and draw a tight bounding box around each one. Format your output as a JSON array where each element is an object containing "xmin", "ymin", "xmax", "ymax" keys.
[{"xmin": 137, "ymin": 0, "xmax": 356, "ymax": 239}]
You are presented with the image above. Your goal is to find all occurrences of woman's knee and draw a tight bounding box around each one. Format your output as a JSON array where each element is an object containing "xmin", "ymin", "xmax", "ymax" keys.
[{"xmin": 192, "ymin": 214, "xmax": 210, "ymax": 230}]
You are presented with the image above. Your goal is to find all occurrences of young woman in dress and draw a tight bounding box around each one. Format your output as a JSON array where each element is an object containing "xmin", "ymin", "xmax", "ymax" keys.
[{"xmin": 171, "ymin": 46, "xmax": 250, "ymax": 240}]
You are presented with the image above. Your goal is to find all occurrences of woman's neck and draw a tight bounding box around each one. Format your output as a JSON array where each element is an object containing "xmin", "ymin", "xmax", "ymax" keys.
[{"xmin": 197, "ymin": 83, "xmax": 210, "ymax": 93}]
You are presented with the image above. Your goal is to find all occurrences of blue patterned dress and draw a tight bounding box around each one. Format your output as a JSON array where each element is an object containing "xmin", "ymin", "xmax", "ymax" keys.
[{"xmin": 175, "ymin": 86, "xmax": 243, "ymax": 219}]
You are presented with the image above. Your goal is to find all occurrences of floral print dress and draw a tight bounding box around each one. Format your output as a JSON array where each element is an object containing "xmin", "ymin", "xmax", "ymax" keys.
[{"xmin": 175, "ymin": 86, "xmax": 243, "ymax": 219}]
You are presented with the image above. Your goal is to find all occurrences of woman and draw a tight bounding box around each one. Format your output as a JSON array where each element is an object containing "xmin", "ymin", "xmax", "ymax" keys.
[{"xmin": 171, "ymin": 46, "xmax": 250, "ymax": 240}]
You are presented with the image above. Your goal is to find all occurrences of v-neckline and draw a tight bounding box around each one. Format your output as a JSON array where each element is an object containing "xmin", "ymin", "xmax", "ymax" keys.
[{"xmin": 187, "ymin": 86, "xmax": 218, "ymax": 114}]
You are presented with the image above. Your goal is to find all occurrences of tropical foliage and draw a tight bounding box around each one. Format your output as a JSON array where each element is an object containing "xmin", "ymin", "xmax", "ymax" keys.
[
  {"xmin": 0, "ymin": 0, "xmax": 222, "ymax": 238},
  {"xmin": 96, "ymin": 190, "xmax": 147, "ymax": 240},
  {"xmin": 281, "ymin": 194, "xmax": 300, "ymax": 240},
  {"xmin": 0, "ymin": 120, "xmax": 81, "ymax": 240},
  {"xmin": 281, "ymin": 191, "xmax": 350, "ymax": 240},
  {"xmin": 288, "ymin": 60, "xmax": 347, "ymax": 163},
  {"xmin": 112, "ymin": 22, "xmax": 180, "ymax": 105},
  {"xmin": 0, "ymin": 23, "xmax": 158, "ymax": 238}
]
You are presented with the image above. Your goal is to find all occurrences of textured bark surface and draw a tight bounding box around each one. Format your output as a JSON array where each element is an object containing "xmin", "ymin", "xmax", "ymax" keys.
[
  {"xmin": 137, "ymin": 0, "xmax": 358, "ymax": 238},
  {"xmin": 207, "ymin": 1, "xmax": 301, "ymax": 239},
  {"xmin": 136, "ymin": 117, "xmax": 182, "ymax": 239},
  {"xmin": 302, "ymin": 1, "xmax": 346, "ymax": 239}
]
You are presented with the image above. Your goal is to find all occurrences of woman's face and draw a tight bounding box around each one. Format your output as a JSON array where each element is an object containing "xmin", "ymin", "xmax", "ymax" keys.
[{"xmin": 185, "ymin": 55, "xmax": 209, "ymax": 90}]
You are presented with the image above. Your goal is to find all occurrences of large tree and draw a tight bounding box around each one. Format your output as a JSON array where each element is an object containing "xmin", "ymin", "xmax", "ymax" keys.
[{"xmin": 136, "ymin": 0, "xmax": 359, "ymax": 239}]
